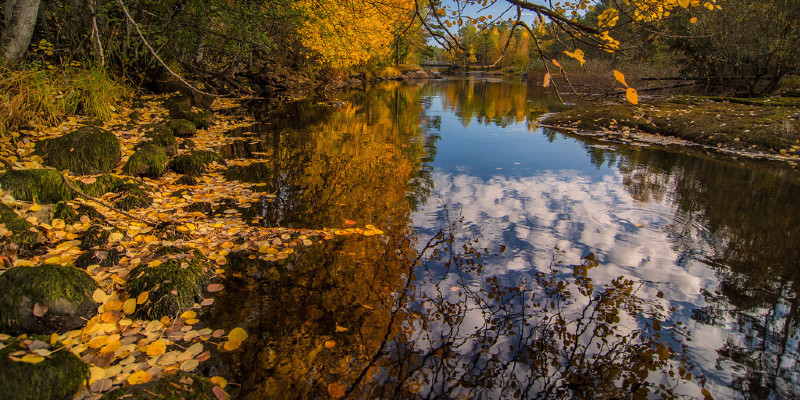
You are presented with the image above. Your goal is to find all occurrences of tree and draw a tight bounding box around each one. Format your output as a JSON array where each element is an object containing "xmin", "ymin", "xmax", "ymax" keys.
[{"xmin": 1, "ymin": 0, "xmax": 41, "ymax": 66}]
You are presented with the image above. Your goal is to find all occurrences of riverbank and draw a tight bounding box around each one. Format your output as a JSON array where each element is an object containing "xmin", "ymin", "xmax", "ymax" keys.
[{"xmin": 542, "ymin": 95, "xmax": 800, "ymax": 164}]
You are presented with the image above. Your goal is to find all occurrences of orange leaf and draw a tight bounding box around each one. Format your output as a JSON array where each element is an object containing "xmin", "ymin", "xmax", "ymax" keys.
[
  {"xmin": 626, "ymin": 87, "xmax": 639, "ymax": 105},
  {"xmin": 543, "ymin": 73, "xmax": 551, "ymax": 88},
  {"xmin": 613, "ymin": 70, "xmax": 627, "ymax": 87},
  {"xmin": 127, "ymin": 370, "xmax": 153, "ymax": 385}
]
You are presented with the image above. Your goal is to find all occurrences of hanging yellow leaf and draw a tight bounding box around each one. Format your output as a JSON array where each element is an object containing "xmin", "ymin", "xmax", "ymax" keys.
[
  {"xmin": 551, "ymin": 59, "xmax": 562, "ymax": 69},
  {"xmin": 127, "ymin": 370, "xmax": 153, "ymax": 385},
  {"xmin": 626, "ymin": 87, "xmax": 639, "ymax": 105},
  {"xmin": 563, "ymin": 49, "xmax": 585, "ymax": 65},
  {"xmin": 613, "ymin": 70, "xmax": 628, "ymax": 87},
  {"xmin": 543, "ymin": 73, "xmax": 551, "ymax": 88}
]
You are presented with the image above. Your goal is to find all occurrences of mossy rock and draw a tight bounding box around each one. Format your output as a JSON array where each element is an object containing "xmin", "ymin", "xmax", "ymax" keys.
[
  {"xmin": 0, "ymin": 264, "xmax": 98, "ymax": 334},
  {"xmin": 0, "ymin": 169, "xmax": 74, "ymax": 204},
  {"xmin": 185, "ymin": 202, "xmax": 212, "ymax": 215},
  {"xmin": 74, "ymin": 248, "xmax": 123, "ymax": 269},
  {"xmin": 185, "ymin": 110, "xmax": 214, "ymax": 129},
  {"xmin": 164, "ymin": 95, "xmax": 192, "ymax": 118},
  {"xmin": 101, "ymin": 372, "xmax": 218, "ymax": 400},
  {"xmin": 113, "ymin": 182, "xmax": 153, "ymax": 211},
  {"xmin": 52, "ymin": 202, "xmax": 106, "ymax": 224},
  {"xmin": 169, "ymin": 150, "xmax": 226, "ymax": 176},
  {"xmin": 35, "ymin": 126, "xmax": 121, "ymax": 175},
  {"xmin": 123, "ymin": 143, "xmax": 169, "ymax": 178},
  {"xmin": 78, "ymin": 175, "xmax": 153, "ymax": 211},
  {"xmin": 180, "ymin": 138, "xmax": 196, "ymax": 149},
  {"xmin": 0, "ymin": 204, "xmax": 44, "ymax": 248},
  {"xmin": 0, "ymin": 335, "xmax": 89, "ymax": 400},
  {"xmin": 80, "ymin": 224, "xmax": 111, "ymax": 250},
  {"xmin": 223, "ymin": 162, "xmax": 273, "ymax": 183},
  {"xmin": 127, "ymin": 247, "xmax": 211, "ymax": 319},
  {"xmin": 167, "ymin": 119, "xmax": 197, "ymax": 138},
  {"xmin": 145, "ymin": 126, "xmax": 178, "ymax": 156},
  {"xmin": 174, "ymin": 176, "xmax": 198, "ymax": 185}
]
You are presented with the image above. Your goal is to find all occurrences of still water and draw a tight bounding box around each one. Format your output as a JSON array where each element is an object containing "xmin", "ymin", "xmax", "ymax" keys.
[{"xmin": 208, "ymin": 78, "xmax": 800, "ymax": 399}]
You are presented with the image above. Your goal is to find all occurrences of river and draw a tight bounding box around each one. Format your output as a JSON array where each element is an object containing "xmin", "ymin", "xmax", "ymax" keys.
[{"xmin": 206, "ymin": 78, "xmax": 800, "ymax": 399}]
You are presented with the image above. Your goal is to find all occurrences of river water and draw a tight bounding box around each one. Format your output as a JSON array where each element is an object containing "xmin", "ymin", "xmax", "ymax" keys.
[{"xmin": 208, "ymin": 78, "xmax": 800, "ymax": 399}]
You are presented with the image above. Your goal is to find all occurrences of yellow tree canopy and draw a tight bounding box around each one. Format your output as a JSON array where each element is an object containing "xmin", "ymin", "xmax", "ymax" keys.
[{"xmin": 295, "ymin": 0, "xmax": 416, "ymax": 68}]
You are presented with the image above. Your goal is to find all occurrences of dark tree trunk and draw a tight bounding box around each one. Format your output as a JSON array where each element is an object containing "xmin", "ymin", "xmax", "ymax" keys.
[{"xmin": 1, "ymin": 0, "xmax": 41, "ymax": 66}]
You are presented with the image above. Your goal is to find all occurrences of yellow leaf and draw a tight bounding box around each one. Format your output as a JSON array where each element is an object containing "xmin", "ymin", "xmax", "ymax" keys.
[
  {"xmin": 690, "ymin": 17, "xmax": 698, "ymax": 23},
  {"xmin": 222, "ymin": 340, "xmax": 241, "ymax": 351},
  {"xmin": 180, "ymin": 358, "xmax": 199, "ymax": 372},
  {"xmin": 678, "ymin": 0, "xmax": 690, "ymax": 8},
  {"xmin": 551, "ymin": 59, "xmax": 562, "ymax": 69},
  {"xmin": 563, "ymin": 49, "xmax": 585, "ymax": 65},
  {"xmin": 29, "ymin": 204, "xmax": 42, "ymax": 212},
  {"xmin": 147, "ymin": 260, "xmax": 162, "ymax": 267},
  {"xmin": 127, "ymin": 370, "xmax": 152, "ymax": 385},
  {"xmin": 180, "ymin": 310, "xmax": 197, "ymax": 320},
  {"xmin": 543, "ymin": 73, "xmax": 551, "ymax": 88},
  {"xmin": 104, "ymin": 300, "xmax": 122, "ymax": 311},
  {"xmin": 146, "ymin": 340, "xmax": 167, "ymax": 356},
  {"xmin": 613, "ymin": 70, "xmax": 628, "ymax": 87},
  {"xmin": 123, "ymin": 298, "xmax": 137, "ymax": 314},
  {"xmin": 137, "ymin": 292, "xmax": 149, "ymax": 305},
  {"xmin": 324, "ymin": 340, "xmax": 336, "ymax": 349},
  {"xmin": 92, "ymin": 289, "xmax": 108, "ymax": 303},
  {"xmin": 89, "ymin": 366, "xmax": 105, "ymax": 384},
  {"xmin": 210, "ymin": 376, "xmax": 227, "ymax": 389},
  {"xmin": 335, "ymin": 325, "xmax": 349, "ymax": 333},
  {"xmin": 51, "ymin": 219, "xmax": 65, "ymax": 230},
  {"xmin": 228, "ymin": 327, "xmax": 248, "ymax": 342},
  {"xmin": 19, "ymin": 354, "xmax": 45, "ymax": 363},
  {"xmin": 108, "ymin": 232, "xmax": 124, "ymax": 242},
  {"xmin": 626, "ymin": 87, "xmax": 639, "ymax": 105}
]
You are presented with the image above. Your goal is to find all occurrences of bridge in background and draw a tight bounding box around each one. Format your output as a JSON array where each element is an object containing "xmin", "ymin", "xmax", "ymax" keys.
[{"xmin": 420, "ymin": 61, "xmax": 458, "ymax": 69}]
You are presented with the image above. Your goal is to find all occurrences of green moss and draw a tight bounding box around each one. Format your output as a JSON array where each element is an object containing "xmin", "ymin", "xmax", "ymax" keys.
[
  {"xmin": 145, "ymin": 125, "xmax": 178, "ymax": 155},
  {"xmin": 174, "ymin": 176, "xmax": 198, "ymax": 185},
  {"xmin": 169, "ymin": 150, "xmax": 225, "ymax": 176},
  {"xmin": 35, "ymin": 126, "xmax": 121, "ymax": 175},
  {"xmin": 78, "ymin": 175, "xmax": 153, "ymax": 211},
  {"xmin": 113, "ymin": 183, "xmax": 153, "ymax": 211},
  {"xmin": 164, "ymin": 95, "xmax": 192, "ymax": 119},
  {"xmin": 0, "ymin": 336, "xmax": 89, "ymax": 400},
  {"xmin": 180, "ymin": 138, "xmax": 196, "ymax": 149},
  {"xmin": 0, "ymin": 264, "xmax": 98, "ymax": 333},
  {"xmin": 122, "ymin": 143, "xmax": 169, "ymax": 178},
  {"xmin": 74, "ymin": 248, "xmax": 123, "ymax": 269},
  {"xmin": 52, "ymin": 202, "xmax": 106, "ymax": 224},
  {"xmin": 101, "ymin": 372, "xmax": 217, "ymax": 400},
  {"xmin": 0, "ymin": 169, "xmax": 74, "ymax": 204},
  {"xmin": 0, "ymin": 204, "xmax": 42, "ymax": 248},
  {"xmin": 127, "ymin": 247, "xmax": 211, "ymax": 319},
  {"xmin": 185, "ymin": 110, "xmax": 214, "ymax": 129},
  {"xmin": 167, "ymin": 119, "xmax": 197, "ymax": 137},
  {"xmin": 223, "ymin": 162, "xmax": 273, "ymax": 183},
  {"xmin": 79, "ymin": 224, "xmax": 111, "ymax": 250}
]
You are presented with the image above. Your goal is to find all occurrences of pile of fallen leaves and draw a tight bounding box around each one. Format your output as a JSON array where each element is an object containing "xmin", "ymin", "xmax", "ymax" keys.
[{"xmin": 0, "ymin": 93, "xmax": 386, "ymax": 399}]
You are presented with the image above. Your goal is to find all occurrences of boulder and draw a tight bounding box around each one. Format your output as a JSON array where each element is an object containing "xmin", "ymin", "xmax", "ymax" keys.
[
  {"xmin": 169, "ymin": 150, "xmax": 225, "ymax": 176},
  {"xmin": 127, "ymin": 247, "xmax": 212, "ymax": 320},
  {"xmin": 167, "ymin": 119, "xmax": 196, "ymax": 137},
  {"xmin": 0, "ymin": 335, "xmax": 89, "ymax": 400},
  {"xmin": 123, "ymin": 143, "xmax": 169, "ymax": 178},
  {"xmin": 0, "ymin": 264, "xmax": 98, "ymax": 334},
  {"xmin": 0, "ymin": 203, "xmax": 44, "ymax": 248},
  {"xmin": 52, "ymin": 202, "xmax": 106, "ymax": 224},
  {"xmin": 35, "ymin": 126, "xmax": 121, "ymax": 175},
  {"xmin": 0, "ymin": 169, "xmax": 74, "ymax": 204}
]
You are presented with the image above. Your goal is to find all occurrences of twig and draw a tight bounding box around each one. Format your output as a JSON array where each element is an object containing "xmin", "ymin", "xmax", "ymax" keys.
[
  {"xmin": 58, "ymin": 172, "xmax": 158, "ymax": 227},
  {"xmin": 116, "ymin": 0, "xmax": 218, "ymax": 99}
]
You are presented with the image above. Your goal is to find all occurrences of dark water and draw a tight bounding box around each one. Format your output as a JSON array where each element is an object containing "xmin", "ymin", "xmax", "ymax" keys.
[{"xmin": 208, "ymin": 78, "xmax": 800, "ymax": 399}]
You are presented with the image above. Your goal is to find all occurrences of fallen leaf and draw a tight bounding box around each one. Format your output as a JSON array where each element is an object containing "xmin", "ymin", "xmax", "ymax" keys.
[
  {"xmin": 123, "ymin": 298, "xmax": 137, "ymax": 314},
  {"xmin": 92, "ymin": 289, "xmax": 108, "ymax": 303},
  {"xmin": 137, "ymin": 292, "xmax": 149, "ymax": 305},
  {"xmin": 207, "ymin": 283, "xmax": 224, "ymax": 292},
  {"xmin": 146, "ymin": 340, "xmax": 167, "ymax": 356},
  {"xmin": 324, "ymin": 340, "xmax": 336, "ymax": 349},
  {"xmin": 127, "ymin": 370, "xmax": 153, "ymax": 385},
  {"xmin": 212, "ymin": 386, "xmax": 228, "ymax": 400},
  {"xmin": 180, "ymin": 358, "xmax": 199, "ymax": 372},
  {"xmin": 228, "ymin": 327, "xmax": 248, "ymax": 342},
  {"xmin": 210, "ymin": 376, "xmax": 227, "ymax": 389},
  {"xmin": 32, "ymin": 302, "xmax": 48, "ymax": 317},
  {"xmin": 19, "ymin": 354, "xmax": 45, "ymax": 363},
  {"xmin": 222, "ymin": 340, "xmax": 241, "ymax": 351}
]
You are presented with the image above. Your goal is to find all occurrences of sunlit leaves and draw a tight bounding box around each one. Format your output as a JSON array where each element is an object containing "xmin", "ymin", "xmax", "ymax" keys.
[
  {"xmin": 564, "ymin": 49, "xmax": 585, "ymax": 66},
  {"xmin": 626, "ymin": 88, "xmax": 640, "ymax": 105},
  {"xmin": 127, "ymin": 370, "xmax": 152, "ymax": 385}
]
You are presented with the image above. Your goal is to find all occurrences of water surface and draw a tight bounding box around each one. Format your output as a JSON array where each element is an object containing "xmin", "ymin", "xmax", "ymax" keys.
[{"xmin": 209, "ymin": 78, "xmax": 800, "ymax": 399}]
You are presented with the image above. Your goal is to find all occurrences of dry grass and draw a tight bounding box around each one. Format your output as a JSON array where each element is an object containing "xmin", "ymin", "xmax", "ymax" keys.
[{"xmin": 0, "ymin": 67, "xmax": 128, "ymax": 137}]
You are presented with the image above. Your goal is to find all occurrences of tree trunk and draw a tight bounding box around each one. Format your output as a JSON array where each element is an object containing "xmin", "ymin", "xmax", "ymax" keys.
[{"xmin": 1, "ymin": 0, "xmax": 41, "ymax": 66}]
